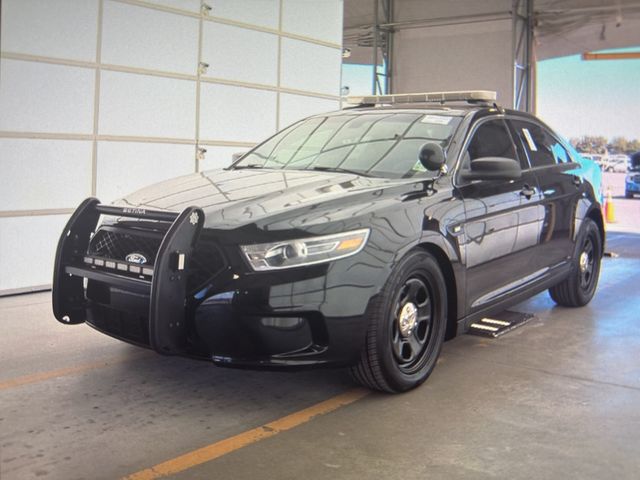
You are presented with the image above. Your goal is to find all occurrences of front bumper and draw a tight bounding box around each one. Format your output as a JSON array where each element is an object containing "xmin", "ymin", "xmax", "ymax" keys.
[{"xmin": 52, "ymin": 198, "xmax": 374, "ymax": 368}]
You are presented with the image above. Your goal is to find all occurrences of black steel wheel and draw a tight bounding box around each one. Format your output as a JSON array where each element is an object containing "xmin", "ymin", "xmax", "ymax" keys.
[
  {"xmin": 390, "ymin": 277, "xmax": 433, "ymax": 373},
  {"xmin": 549, "ymin": 217, "xmax": 602, "ymax": 307},
  {"xmin": 350, "ymin": 250, "xmax": 447, "ymax": 393}
]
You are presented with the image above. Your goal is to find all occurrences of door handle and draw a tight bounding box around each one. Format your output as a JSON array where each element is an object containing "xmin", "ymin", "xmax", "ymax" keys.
[{"xmin": 520, "ymin": 185, "xmax": 536, "ymax": 200}]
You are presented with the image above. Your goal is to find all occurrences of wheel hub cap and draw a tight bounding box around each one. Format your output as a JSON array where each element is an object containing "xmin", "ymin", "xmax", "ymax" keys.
[
  {"xmin": 579, "ymin": 251, "xmax": 589, "ymax": 273},
  {"xmin": 398, "ymin": 302, "xmax": 418, "ymax": 337}
]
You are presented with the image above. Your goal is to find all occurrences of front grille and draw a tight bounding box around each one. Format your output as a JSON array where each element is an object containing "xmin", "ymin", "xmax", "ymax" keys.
[
  {"xmin": 89, "ymin": 228, "xmax": 162, "ymax": 265},
  {"xmin": 87, "ymin": 225, "xmax": 226, "ymax": 294}
]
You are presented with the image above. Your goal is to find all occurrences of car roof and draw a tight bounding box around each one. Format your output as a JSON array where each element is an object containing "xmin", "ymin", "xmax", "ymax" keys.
[{"xmin": 313, "ymin": 105, "xmax": 538, "ymax": 122}]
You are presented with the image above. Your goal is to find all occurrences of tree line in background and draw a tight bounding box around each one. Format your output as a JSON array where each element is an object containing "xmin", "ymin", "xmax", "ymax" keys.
[{"xmin": 570, "ymin": 136, "xmax": 640, "ymax": 155}]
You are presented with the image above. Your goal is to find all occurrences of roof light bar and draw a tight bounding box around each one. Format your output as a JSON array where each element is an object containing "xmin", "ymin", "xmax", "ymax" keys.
[{"xmin": 346, "ymin": 90, "xmax": 497, "ymax": 106}]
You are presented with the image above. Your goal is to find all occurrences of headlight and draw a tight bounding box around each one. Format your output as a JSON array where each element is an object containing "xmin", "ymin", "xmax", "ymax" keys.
[{"xmin": 241, "ymin": 229, "xmax": 370, "ymax": 271}]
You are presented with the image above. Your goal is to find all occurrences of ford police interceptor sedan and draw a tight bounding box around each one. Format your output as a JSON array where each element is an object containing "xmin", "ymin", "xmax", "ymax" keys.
[{"xmin": 53, "ymin": 91, "xmax": 604, "ymax": 393}]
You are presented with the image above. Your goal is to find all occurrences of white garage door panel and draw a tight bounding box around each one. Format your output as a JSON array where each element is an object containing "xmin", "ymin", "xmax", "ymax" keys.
[
  {"xmin": 282, "ymin": 0, "xmax": 343, "ymax": 44},
  {"xmin": 0, "ymin": 139, "xmax": 92, "ymax": 211},
  {"xmin": 199, "ymin": 146, "xmax": 249, "ymax": 172},
  {"xmin": 0, "ymin": 0, "xmax": 98, "ymax": 61},
  {"xmin": 279, "ymin": 93, "xmax": 339, "ymax": 129},
  {"xmin": 0, "ymin": 0, "xmax": 343, "ymax": 293},
  {"xmin": 209, "ymin": 0, "xmax": 279, "ymax": 30},
  {"xmin": 142, "ymin": 0, "xmax": 202, "ymax": 13},
  {"xmin": 0, "ymin": 215, "xmax": 70, "ymax": 292},
  {"xmin": 202, "ymin": 23, "xmax": 278, "ymax": 86},
  {"xmin": 280, "ymin": 39, "xmax": 341, "ymax": 96},
  {"xmin": 99, "ymin": 71, "xmax": 196, "ymax": 138},
  {"xmin": 0, "ymin": 60, "xmax": 95, "ymax": 134},
  {"xmin": 200, "ymin": 84, "xmax": 276, "ymax": 142},
  {"xmin": 96, "ymin": 141, "xmax": 194, "ymax": 203},
  {"xmin": 101, "ymin": 1, "xmax": 199, "ymax": 75}
]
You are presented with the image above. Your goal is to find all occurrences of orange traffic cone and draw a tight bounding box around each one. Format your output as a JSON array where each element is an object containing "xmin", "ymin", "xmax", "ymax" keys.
[{"xmin": 605, "ymin": 187, "xmax": 616, "ymax": 223}]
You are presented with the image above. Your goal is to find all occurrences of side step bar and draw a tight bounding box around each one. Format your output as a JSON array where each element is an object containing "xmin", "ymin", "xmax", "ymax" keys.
[
  {"xmin": 52, "ymin": 197, "xmax": 204, "ymax": 354},
  {"xmin": 467, "ymin": 311, "xmax": 535, "ymax": 338}
]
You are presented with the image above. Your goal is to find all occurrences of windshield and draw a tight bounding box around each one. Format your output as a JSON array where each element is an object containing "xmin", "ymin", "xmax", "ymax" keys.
[
  {"xmin": 231, "ymin": 112, "xmax": 461, "ymax": 179},
  {"xmin": 630, "ymin": 154, "xmax": 640, "ymax": 172}
]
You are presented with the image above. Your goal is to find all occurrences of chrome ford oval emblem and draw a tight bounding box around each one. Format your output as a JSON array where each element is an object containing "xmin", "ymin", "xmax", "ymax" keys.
[{"xmin": 125, "ymin": 252, "xmax": 148, "ymax": 264}]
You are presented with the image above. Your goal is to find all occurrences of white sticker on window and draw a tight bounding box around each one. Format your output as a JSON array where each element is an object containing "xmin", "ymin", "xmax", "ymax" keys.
[
  {"xmin": 421, "ymin": 115, "xmax": 452, "ymax": 125},
  {"xmin": 522, "ymin": 128, "xmax": 538, "ymax": 151}
]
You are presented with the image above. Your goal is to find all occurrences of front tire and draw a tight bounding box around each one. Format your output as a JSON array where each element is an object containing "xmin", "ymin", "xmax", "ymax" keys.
[
  {"xmin": 549, "ymin": 218, "xmax": 602, "ymax": 307},
  {"xmin": 625, "ymin": 190, "xmax": 633, "ymax": 199},
  {"xmin": 350, "ymin": 250, "xmax": 447, "ymax": 393}
]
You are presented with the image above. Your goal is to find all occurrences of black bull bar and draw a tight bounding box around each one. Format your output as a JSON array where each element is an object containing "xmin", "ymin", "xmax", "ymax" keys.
[{"xmin": 52, "ymin": 197, "xmax": 204, "ymax": 355}]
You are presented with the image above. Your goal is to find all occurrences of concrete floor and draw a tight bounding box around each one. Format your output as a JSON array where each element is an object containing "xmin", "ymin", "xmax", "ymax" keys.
[{"xmin": 1, "ymin": 230, "xmax": 639, "ymax": 480}]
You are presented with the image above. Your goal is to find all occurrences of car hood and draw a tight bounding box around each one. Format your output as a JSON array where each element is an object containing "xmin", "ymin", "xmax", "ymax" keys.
[{"xmin": 113, "ymin": 169, "xmax": 428, "ymax": 229}]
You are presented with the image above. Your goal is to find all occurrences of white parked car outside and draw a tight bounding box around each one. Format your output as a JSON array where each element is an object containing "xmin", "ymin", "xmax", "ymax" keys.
[
  {"xmin": 605, "ymin": 154, "xmax": 629, "ymax": 173},
  {"xmin": 580, "ymin": 153, "xmax": 629, "ymax": 172}
]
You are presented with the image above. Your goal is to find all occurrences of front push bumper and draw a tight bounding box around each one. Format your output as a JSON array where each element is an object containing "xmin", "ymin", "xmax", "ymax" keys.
[{"xmin": 53, "ymin": 197, "xmax": 204, "ymax": 355}]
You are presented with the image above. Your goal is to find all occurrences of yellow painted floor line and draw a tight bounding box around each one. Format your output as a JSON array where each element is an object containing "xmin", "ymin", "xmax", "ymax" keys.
[
  {"xmin": 0, "ymin": 355, "xmax": 145, "ymax": 391},
  {"xmin": 123, "ymin": 388, "xmax": 371, "ymax": 480}
]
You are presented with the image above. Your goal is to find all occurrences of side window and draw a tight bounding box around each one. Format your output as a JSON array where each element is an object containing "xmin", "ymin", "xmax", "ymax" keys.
[
  {"xmin": 460, "ymin": 119, "xmax": 517, "ymax": 170},
  {"xmin": 510, "ymin": 120, "xmax": 570, "ymax": 168}
]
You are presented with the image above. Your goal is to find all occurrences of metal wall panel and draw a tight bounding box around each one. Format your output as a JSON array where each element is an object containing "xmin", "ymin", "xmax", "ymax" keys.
[
  {"xmin": 0, "ymin": 59, "xmax": 95, "ymax": 133},
  {"xmin": 0, "ymin": 0, "xmax": 98, "ymax": 61},
  {"xmin": 101, "ymin": 1, "xmax": 199, "ymax": 75},
  {"xmin": 393, "ymin": 20, "xmax": 513, "ymax": 104},
  {"xmin": 99, "ymin": 71, "xmax": 197, "ymax": 138},
  {"xmin": 0, "ymin": 139, "xmax": 92, "ymax": 210},
  {"xmin": 0, "ymin": 215, "xmax": 71, "ymax": 292},
  {"xmin": 202, "ymin": 23, "xmax": 279, "ymax": 86},
  {"xmin": 96, "ymin": 142, "xmax": 195, "ymax": 203},
  {"xmin": 209, "ymin": 0, "xmax": 280, "ymax": 29},
  {"xmin": 143, "ymin": 0, "xmax": 202, "ymax": 13},
  {"xmin": 282, "ymin": 0, "xmax": 344, "ymax": 43},
  {"xmin": 279, "ymin": 93, "xmax": 340, "ymax": 129},
  {"xmin": 200, "ymin": 83, "xmax": 277, "ymax": 142},
  {"xmin": 280, "ymin": 38, "xmax": 342, "ymax": 96}
]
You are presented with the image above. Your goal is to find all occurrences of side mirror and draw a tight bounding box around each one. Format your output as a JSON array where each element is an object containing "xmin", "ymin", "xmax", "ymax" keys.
[
  {"xmin": 460, "ymin": 157, "xmax": 522, "ymax": 181},
  {"xmin": 418, "ymin": 142, "xmax": 446, "ymax": 171}
]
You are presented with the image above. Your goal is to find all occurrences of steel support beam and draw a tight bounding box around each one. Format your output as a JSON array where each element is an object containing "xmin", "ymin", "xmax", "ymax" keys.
[
  {"xmin": 370, "ymin": 0, "xmax": 393, "ymax": 94},
  {"xmin": 512, "ymin": 0, "xmax": 534, "ymax": 111}
]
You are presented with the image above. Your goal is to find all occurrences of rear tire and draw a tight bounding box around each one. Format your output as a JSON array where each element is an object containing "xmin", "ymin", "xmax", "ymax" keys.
[
  {"xmin": 350, "ymin": 250, "xmax": 447, "ymax": 393},
  {"xmin": 549, "ymin": 218, "xmax": 602, "ymax": 307},
  {"xmin": 625, "ymin": 190, "xmax": 633, "ymax": 199}
]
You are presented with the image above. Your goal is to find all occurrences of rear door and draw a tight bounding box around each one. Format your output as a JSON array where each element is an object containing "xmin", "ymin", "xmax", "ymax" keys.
[
  {"xmin": 456, "ymin": 117, "xmax": 544, "ymax": 314},
  {"xmin": 507, "ymin": 119, "xmax": 581, "ymax": 271}
]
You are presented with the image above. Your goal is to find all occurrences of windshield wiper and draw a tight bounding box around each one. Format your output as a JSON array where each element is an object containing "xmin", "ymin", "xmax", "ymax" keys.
[
  {"xmin": 229, "ymin": 164, "xmax": 265, "ymax": 170},
  {"xmin": 309, "ymin": 166, "xmax": 373, "ymax": 177}
]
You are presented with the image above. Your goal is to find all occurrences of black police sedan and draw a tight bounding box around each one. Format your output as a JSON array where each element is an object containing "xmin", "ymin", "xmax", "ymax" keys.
[{"xmin": 53, "ymin": 91, "xmax": 604, "ymax": 393}]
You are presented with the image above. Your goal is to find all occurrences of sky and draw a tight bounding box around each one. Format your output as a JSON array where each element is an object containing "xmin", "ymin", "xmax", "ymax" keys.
[
  {"xmin": 536, "ymin": 46, "xmax": 640, "ymax": 141},
  {"xmin": 343, "ymin": 46, "xmax": 640, "ymax": 142},
  {"xmin": 341, "ymin": 63, "xmax": 386, "ymax": 96}
]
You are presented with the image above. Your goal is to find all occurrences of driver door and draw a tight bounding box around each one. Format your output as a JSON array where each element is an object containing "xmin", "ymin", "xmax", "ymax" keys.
[{"xmin": 456, "ymin": 118, "xmax": 544, "ymax": 314}]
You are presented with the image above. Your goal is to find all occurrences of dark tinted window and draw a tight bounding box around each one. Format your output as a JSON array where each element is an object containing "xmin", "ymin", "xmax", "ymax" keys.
[
  {"xmin": 459, "ymin": 119, "xmax": 517, "ymax": 171},
  {"xmin": 510, "ymin": 120, "xmax": 570, "ymax": 167},
  {"xmin": 467, "ymin": 120, "xmax": 516, "ymax": 161}
]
